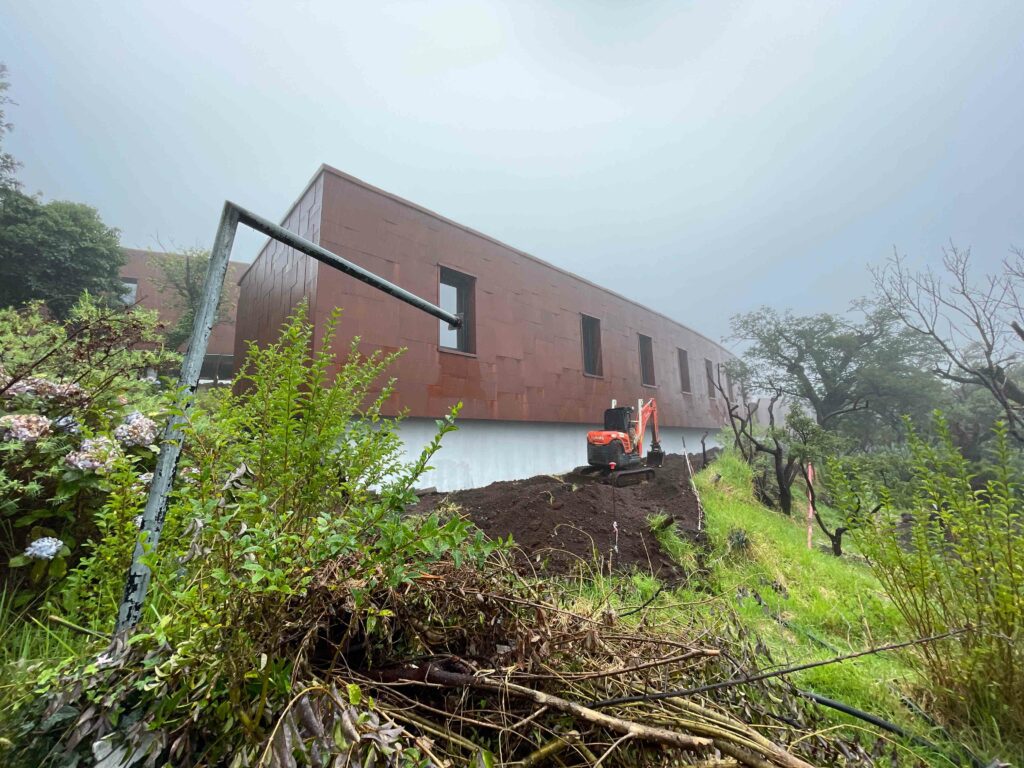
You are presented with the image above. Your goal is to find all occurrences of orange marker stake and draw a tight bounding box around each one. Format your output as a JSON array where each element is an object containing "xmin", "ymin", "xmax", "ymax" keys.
[{"xmin": 806, "ymin": 462, "xmax": 815, "ymax": 550}]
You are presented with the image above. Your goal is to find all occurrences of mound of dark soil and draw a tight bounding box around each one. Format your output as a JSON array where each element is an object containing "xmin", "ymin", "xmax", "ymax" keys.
[{"xmin": 415, "ymin": 453, "xmax": 704, "ymax": 577}]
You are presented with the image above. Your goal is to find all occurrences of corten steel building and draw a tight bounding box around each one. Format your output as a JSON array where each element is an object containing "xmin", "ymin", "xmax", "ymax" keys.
[
  {"xmin": 236, "ymin": 166, "xmax": 733, "ymax": 490},
  {"xmin": 120, "ymin": 249, "xmax": 244, "ymax": 384}
]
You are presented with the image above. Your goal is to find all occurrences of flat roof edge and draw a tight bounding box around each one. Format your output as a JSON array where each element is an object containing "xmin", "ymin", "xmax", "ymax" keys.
[
  {"xmin": 318, "ymin": 164, "xmax": 730, "ymax": 354},
  {"xmin": 236, "ymin": 164, "xmax": 329, "ymax": 285}
]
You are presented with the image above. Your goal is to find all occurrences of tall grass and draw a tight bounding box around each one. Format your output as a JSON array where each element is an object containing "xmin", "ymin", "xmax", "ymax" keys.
[
  {"xmin": 0, "ymin": 587, "xmax": 85, "ymax": 745},
  {"xmin": 691, "ymin": 450, "xmax": 1012, "ymax": 764},
  {"xmin": 693, "ymin": 451, "xmax": 906, "ymax": 698},
  {"xmin": 835, "ymin": 418, "xmax": 1024, "ymax": 746}
]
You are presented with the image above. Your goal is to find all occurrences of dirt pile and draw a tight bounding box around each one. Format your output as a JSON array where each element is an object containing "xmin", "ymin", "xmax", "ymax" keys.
[{"xmin": 415, "ymin": 453, "xmax": 704, "ymax": 577}]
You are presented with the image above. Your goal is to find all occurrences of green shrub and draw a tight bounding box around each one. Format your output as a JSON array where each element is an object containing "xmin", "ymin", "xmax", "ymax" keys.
[
  {"xmin": 16, "ymin": 305, "xmax": 500, "ymax": 767},
  {"xmin": 836, "ymin": 414, "xmax": 1024, "ymax": 743}
]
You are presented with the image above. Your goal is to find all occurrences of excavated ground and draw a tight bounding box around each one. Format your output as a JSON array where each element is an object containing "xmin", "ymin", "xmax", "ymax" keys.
[{"xmin": 414, "ymin": 453, "xmax": 712, "ymax": 578}]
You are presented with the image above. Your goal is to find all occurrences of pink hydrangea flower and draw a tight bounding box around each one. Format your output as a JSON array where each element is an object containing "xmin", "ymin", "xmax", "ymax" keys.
[
  {"xmin": 0, "ymin": 413, "xmax": 53, "ymax": 442},
  {"xmin": 65, "ymin": 437, "xmax": 121, "ymax": 473},
  {"xmin": 2, "ymin": 376, "xmax": 86, "ymax": 404},
  {"xmin": 114, "ymin": 412, "xmax": 159, "ymax": 448}
]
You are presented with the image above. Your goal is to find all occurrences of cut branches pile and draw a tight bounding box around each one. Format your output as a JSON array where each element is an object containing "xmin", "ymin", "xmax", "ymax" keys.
[{"xmin": 25, "ymin": 549, "xmax": 898, "ymax": 768}]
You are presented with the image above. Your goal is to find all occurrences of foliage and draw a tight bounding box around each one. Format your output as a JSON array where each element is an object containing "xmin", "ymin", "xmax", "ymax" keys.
[
  {"xmin": 874, "ymin": 245, "xmax": 1024, "ymax": 443},
  {"xmin": 685, "ymin": 451, "xmax": 964, "ymax": 762},
  {"xmin": 833, "ymin": 415, "xmax": 1024, "ymax": 744},
  {"xmin": 0, "ymin": 188, "xmax": 126, "ymax": 319},
  {"xmin": 0, "ymin": 63, "xmax": 19, "ymax": 191},
  {"xmin": 715, "ymin": 364, "xmax": 843, "ymax": 518},
  {"xmin": 0, "ymin": 297, "xmax": 176, "ymax": 595},
  {"xmin": 822, "ymin": 447, "xmax": 916, "ymax": 512},
  {"xmin": 727, "ymin": 305, "xmax": 943, "ymax": 444},
  {"xmin": 151, "ymin": 247, "xmax": 234, "ymax": 350},
  {"xmin": 944, "ymin": 376, "xmax": 1011, "ymax": 460},
  {"xmin": 17, "ymin": 305, "xmax": 501, "ymax": 767}
]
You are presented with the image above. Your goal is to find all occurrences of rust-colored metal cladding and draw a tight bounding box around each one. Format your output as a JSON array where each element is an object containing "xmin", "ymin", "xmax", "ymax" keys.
[
  {"xmin": 236, "ymin": 166, "xmax": 734, "ymax": 430},
  {"xmin": 121, "ymin": 248, "xmax": 243, "ymax": 357}
]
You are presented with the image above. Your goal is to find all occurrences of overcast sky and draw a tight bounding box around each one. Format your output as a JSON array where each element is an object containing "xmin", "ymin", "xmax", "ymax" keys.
[{"xmin": 2, "ymin": 1, "xmax": 1022, "ymax": 341}]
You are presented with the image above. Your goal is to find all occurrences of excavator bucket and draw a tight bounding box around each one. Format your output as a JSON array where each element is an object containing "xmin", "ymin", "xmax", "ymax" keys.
[{"xmin": 646, "ymin": 444, "xmax": 665, "ymax": 468}]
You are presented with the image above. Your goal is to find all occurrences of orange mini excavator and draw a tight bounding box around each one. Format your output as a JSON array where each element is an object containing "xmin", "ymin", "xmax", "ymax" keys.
[{"xmin": 584, "ymin": 398, "xmax": 665, "ymax": 486}]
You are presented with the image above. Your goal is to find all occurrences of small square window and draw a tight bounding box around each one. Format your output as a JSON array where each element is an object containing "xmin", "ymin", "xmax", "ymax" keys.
[
  {"xmin": 581, "ymin": 314, "xmax": 603, "ymax": 376},
  {"xmin": 121, "ymin": 278, "xmax": 138, "ymax": 306},
  {"xmin": 638, "ymin": 334, "xmax": 656, "ymax": 387},
  {"xmin": 705, "ymin": 358, "xmax": 716, "ymax": 399},
  {"xmin": 439, "ymin": 266, "xmax": 475, "ymax": 353},
  {"xmin": 677, "ymin": 348, "xmax": 691, "ymax": 393}
]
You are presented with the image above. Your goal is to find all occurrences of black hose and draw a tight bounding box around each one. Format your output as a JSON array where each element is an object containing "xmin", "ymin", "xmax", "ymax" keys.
[
  {"xmin": 799, "ymin": 689, "xmax": 988, "ymax": 767},
  {"xmin": 799, "ymin": 689, "xmax": 938, "ymax": 750}
]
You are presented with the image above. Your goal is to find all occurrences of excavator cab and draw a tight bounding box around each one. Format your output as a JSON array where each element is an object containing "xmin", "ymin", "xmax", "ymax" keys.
[{"xmin": 603, "ymin": 406, "xmax": 633, "ymax": 433}]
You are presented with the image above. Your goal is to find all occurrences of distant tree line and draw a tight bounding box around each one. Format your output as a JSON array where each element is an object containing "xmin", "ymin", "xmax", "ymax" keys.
[
  {"xmin": 0, "ymin": 64, "xmax": 222, "ymax": 349},
  {"xmin": 720, "ymin": 245, "xmax": 1024, "ymax": 545},
  {"xmin": 0, "ymin": 65, "xmax": 127, "ymax": 319}
]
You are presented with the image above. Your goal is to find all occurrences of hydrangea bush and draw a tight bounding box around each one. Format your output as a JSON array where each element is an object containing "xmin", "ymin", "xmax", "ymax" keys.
[
  {"xmin": 21, "ymin": 305, "xmax": 499, "ymax": 768},
  {"xmin": 0, "ymin": 296, "xmax": 178, "ymax": 595}
]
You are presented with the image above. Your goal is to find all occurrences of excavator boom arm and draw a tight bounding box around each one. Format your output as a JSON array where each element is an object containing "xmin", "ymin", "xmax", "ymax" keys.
[{"xmin": 635, "ymin": 398, "xmax": 661, "ymax": 456}]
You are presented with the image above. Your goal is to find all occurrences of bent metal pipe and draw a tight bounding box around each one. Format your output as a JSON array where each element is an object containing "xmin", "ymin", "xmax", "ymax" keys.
[{"xmin": 115, "ymin": 201, "xmax": 461, "ymax": 633}]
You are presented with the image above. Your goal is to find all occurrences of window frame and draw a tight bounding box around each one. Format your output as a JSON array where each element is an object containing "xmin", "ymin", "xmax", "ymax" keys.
[
  {"xmin": 120, "ymin": 278, "xmax": 139, "ymax": 306},
  {"xmin": 580, "ymin": 313, "xmax": 603, "ymax": 378},
  {"xmin": 437, "ymin": 265, "xmax": 477, "ymax": 355},
  {"xmin": 638, "ymin": 333, "xmax": 657, "ymax": 388},
  {"xmin": 677, "ymin": 348, "xmax": 691, "ymax": 394},
  {"xmin": 705, "ymin": 358, "xmax": 717, "ymax": 399}
]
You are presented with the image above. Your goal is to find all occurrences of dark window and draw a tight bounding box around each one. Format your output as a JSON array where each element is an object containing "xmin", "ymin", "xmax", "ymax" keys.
[
  {"xmin": 120, "ymin": 278, "xmax": 138, "ymax": 306},
  {"xmin": 677, "ymin": 348, "xmax": 691, "ymax": 393},
  {"xmin": 638, "ymin": 334, "xmax": 656, "ymax": 387},
  {"xmin": 438, "ymin": 266, "xmax": 475, "ymax": 353},
  {"xmin": 705, "ymin": 358, "xmax": 716, "ymax": 399},
  {"xmin": 218, "ymin": 355, "xmax": 235, "ymax": 382},
  {"xmin": 200, "ymin": 354, "xmax": 235, "ymax": 385},
  {"xmin": 581, "ymin": 314, "xmax": 603, "ymax": 376}
]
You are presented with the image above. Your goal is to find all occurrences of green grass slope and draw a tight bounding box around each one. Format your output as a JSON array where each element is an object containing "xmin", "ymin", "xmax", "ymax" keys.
[
  {"xmin": 675, "ymin": 451, "xmax": 979, "ymax": 765},
  {"xmin": 692, "ymin": 452, "xmax": 908, "ymax": 709}
]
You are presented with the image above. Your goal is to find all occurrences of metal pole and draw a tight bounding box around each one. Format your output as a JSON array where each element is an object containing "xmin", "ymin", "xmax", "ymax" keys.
[
  {"xmin": 115, "ymin": 199, "xmax": 461, "ymax": 633},
  {"xmin": 115, "ymin": 204, "xmax": 239, "ymax": 632},
  {"xmin": 231, "ymin": 203, "xmax": 461, "ymax": 328}
]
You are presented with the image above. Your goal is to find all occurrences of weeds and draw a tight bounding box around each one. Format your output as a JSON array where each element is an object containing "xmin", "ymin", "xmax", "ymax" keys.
[{"xmin": 833, "ymin": 415, "xmax": 1024, "ymax": 746}]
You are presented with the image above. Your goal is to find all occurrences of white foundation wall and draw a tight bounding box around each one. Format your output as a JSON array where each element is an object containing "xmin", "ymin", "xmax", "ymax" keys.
[{"xmin": 396, "ymin": 418, "xmax": 722, "ymax": 492}]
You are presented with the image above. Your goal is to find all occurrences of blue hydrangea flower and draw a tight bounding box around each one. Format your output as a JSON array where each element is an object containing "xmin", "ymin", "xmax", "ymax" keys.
[
  {"xmin": 54, "ymin": 415, "xmax": 81, "ymax": 434},
  {"xmin": 24, "ymin": 536, "xmax": 64, "ymax": 561}
]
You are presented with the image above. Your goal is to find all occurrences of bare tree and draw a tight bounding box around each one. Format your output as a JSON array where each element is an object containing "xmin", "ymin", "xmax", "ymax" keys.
[
  {"xmin": 714, "ymin": 366, "xmax": 800, "ymax": 516},
  {"xmin": 874, "ymin": 245, "xmax": 1024, "ymax": 442},
  {"xmin": 799, "ymin": 460, "xmax": 878, "ymax": 557}
]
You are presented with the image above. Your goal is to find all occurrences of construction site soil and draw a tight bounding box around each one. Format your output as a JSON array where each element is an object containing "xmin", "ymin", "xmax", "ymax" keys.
[{"xmin": 414, "ymin": 453, "xmax": 714, "ymax": 578}]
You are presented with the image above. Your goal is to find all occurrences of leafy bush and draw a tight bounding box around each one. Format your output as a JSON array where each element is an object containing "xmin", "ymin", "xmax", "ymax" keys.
[
  {"xmin": 834, "ymin": 414, "xmax": 1024, "ymax": 742},
  {"xmin": 14, "ymin": 305, "xmax": 500, "ymax": 767},
  {"xmin": 0, "ymin": 297, "xmax": 176, "ymax": 594}
]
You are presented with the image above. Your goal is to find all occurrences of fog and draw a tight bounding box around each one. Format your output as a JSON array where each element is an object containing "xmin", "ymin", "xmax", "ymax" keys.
[{"xmin": 3, "ymin": 0, "xmax": 1022, "ymax": 339}]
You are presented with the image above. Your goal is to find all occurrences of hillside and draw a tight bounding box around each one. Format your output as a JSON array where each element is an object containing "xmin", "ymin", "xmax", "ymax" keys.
[{"xmin": 675, "ymin": 451, "xmax": 1001, "ymax": 766}]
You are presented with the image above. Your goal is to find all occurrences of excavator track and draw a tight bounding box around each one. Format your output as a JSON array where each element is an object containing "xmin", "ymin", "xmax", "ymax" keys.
[
  {"xmin": 608, "ymin": 467, "xmax": 656, "ymax": 487},
  {"xmin": 567, "ymin": 465, "xmax": 655, "ymax": 487}
]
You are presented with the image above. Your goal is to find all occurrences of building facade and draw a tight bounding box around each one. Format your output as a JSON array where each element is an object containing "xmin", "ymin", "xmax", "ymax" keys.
[
  {"xmin": 120, "ymin": 249, "xmax": 243, "ymax": 383},
  {"xmin": 236, "ymin": 166, "xmax": 733, "ymax": 489}
]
